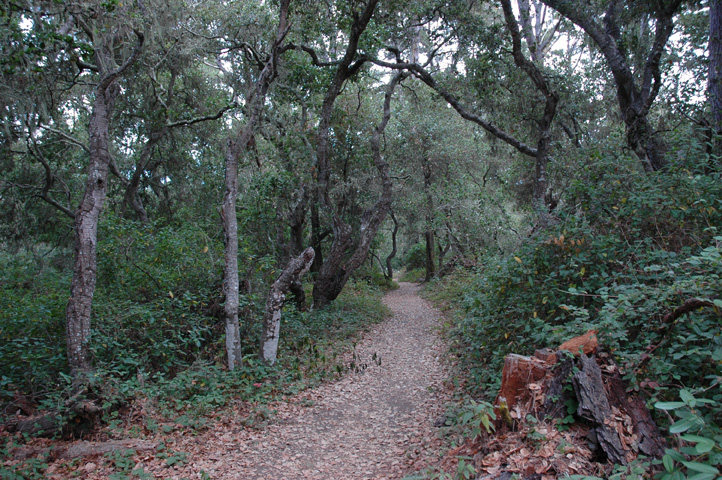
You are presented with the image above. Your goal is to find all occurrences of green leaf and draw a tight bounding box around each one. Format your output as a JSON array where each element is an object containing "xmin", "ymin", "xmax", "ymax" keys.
[
  {"xmin": 670, "ymin": 417, "xmax": 697, "ymax": 434},
  {"xmin": 656, "ymin": 401, "xmax": 687, "ymax": 410},
  {"xmin": 681, "ymin": 435, "xmax": 716, "ymax": 454},
  {"xmin": 685, "ymin": 473, "xmax": 717, "ymax": 480},
  {"xmin": 680, "ymin": 389, "xmax": 696, "ymax": 407},
  {"xmin": 681, "ymin": 461, "xmax": 720, "ymax": 474},
  {"xmin": 663, "ymin": 454, "xmax": 676, "ymax": 472}
]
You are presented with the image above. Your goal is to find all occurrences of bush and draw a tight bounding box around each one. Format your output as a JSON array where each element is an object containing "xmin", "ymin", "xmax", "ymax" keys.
[
  {"xmin": 444, "ymin": 150, "xmax": 722, "ymax": 401},
  {"xmin": 0, "ymin": 246, "xmax": 70, "ymax": 403},
  {"xmin": 405, "ymin": 243, "xmax": 427, "ymax": 270}
]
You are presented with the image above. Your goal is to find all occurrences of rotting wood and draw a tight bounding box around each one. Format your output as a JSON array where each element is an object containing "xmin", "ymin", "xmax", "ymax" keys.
[
  {"xmin": 13, "ymin": 439, "xmax": 157, "ymax": 461},
  {"xmin": 603, "ymin": 354, "xmax": 666, "ymax": 459}
]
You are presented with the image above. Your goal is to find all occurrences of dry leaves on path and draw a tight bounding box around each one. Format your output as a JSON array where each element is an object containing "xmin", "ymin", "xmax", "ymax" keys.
[{"xmin": 26, "ymin": 282, "xmax": 452, "ymax": 480}]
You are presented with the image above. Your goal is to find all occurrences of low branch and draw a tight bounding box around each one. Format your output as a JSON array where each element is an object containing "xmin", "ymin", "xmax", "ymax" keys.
[
  {"xmin": 635, "ymin": 298, "xmax": 717, "ymax": 372},
  {"xmin": 283, "ymin": 43, "xmax": 342, "ymax": 67},
  {"xmin": 369, "ymin": 58, "xmax": 538, "ymax": 157},
  {"xmin": 165, "ymin": 103, "xmax": 236, "ymax": 128}
]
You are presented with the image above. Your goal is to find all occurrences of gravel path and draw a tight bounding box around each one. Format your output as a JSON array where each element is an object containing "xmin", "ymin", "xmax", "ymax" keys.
[{"xmin": 194, "ymin": 282, "xmax": 450, "ymax": 480}]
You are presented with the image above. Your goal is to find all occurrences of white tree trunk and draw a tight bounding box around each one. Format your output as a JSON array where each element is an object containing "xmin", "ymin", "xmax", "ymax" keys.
[{"xmin": 260, "ymin": 247, "xmax": 315, "ymax": 365}]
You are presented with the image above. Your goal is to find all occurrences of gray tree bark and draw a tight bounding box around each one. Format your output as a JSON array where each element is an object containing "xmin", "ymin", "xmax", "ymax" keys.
[
  {"xmin": 221, "ymin": 0, "xmax": 290, "ymax": 370},
  {"xmin": 65, "ymin": 28, "xmax": 144, "ymax": 378},
  {"xmin": 538, "ymin": 0, "xmax": 682, "ymax": 171},
  {"xmin": 711, "ymin": 0, "xmax": 722, "ymax": 145},
  {"xmin": 260, "ymin": 247, "xmax": 315, "ymax": 365}
]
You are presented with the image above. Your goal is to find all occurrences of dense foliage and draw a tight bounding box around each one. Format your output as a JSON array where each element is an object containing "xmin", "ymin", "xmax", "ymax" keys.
[
  {"xmin": 1, "ymin": 0, "xmax": 720, "ymax": 476},
  {"xmin": 426, "ymin": 132, "xmax": 722, "ymax": 478}
]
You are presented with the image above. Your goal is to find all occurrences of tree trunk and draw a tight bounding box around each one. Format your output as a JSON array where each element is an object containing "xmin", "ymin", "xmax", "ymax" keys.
[
  {"xmin": 384, "ymin": 210, "xmax": 399, "ymax": 280},
  {"xmin": 221, "ymin": 0, "xmax": 289, "ymax": 370},
  {"xmin": 66, "ymin": 85, "xmax": 117, "ymax": 376},
  {"xmin": 311, "ymin": 72, "xmax": 402, "ymax": 308},
  {"xmin": 437, "ymin": 234, "xmax": 450, "ymax": 273},
  {"xmin": 424, "ymin": 230, "xmax": 435, "ymax": 282},
  {"xmin": 221, "ymin": 144, "xmax": 243, "ymax": 370},
  {"xmin": 306, "ymin": 0, "xmax": 383, "ymax": 308},
  {"xmin": 310, "ymin": 197, "xmax": 323, "ymax": 272},
  {"xmin": 538, "ymin": 0, "xmax": 679, "ymax": 171},
  {"xmin": 711, "ymin": 0, "xmax": 722, "ymax": 150},
  {"xmin": 260, "ymin": 247, "xmax": 315, "ymax": 365},
  {"xmin": 65, "ymin": 31, "xmax": 144, "ymax": 379}
]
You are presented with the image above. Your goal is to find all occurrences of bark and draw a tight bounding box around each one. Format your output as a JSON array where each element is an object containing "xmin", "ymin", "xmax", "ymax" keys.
[
  {"xmin": 573, "ymin": 354, "xmax": 627, "ymax": 464},
  {"xmin": 221, "ymin": 144, "xmax": 243, "ymax": 370},
  {"xmin": 312, "ymin": 72, "xmax": 403, "ymax": 307},
  {"xmin": 260, "ymin": 247, "xmax": 315, "ymax": 365},
  {"xmin": 221, "ymin": 0, "xmax": 290, "ymax": 370},
  {"xmin": 65, "ymin": 30, "xmax": 144, "ymax": 378},
  {"xmin": 711, "ymin": 0, "xmax": 722, "ymax": 147},
  {"xmin": 424, "ymin": 230, "xmax": 435, "ymax": 282},
  {"xmin": 605, "ymin": 365, "xmax": 666, "ymax": 459},
  {"xmin": 437, "ymin": 234, "xmax": 450, "ymax": 273},
  {"xmin": 539, "ymin": 0, "xmax": 681, "ymax": 171},
  {"xmin": 310, "ymin": 197, "xmax": 323, "ymax": 272},
  {"xmin": 384, "ymin": 210, "xmax": 399, "ymax": 280},
  {"xmin": 500, "ymin": 0, "xmax": 559, "ymax": 214}
]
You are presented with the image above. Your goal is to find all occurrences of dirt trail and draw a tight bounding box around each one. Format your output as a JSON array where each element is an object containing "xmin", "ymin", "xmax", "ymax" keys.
[{"xmin": 191, "ymin": 281, "xmax": 450, "ymax": 480}]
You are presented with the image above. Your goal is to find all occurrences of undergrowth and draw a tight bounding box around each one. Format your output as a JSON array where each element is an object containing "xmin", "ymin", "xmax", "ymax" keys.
[
  {"xmin": 424, "ymin": 148, "xmax": 722, "ymax": 478},
  {"xmin": 0, "ymin": 212, "xmax": 390, "ymax": 441}
]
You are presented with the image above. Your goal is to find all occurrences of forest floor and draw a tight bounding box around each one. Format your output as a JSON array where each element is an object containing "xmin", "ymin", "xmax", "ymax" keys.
[{"xmin": 28, "ymin": 282, "xmax": 454, "ymax": 479}]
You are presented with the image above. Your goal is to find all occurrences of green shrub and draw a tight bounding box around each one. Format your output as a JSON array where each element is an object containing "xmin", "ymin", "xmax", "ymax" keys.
[
  {"xmin": 0, "ymin": 247, "xmax": 70, "ymax": 402},
  {"xmin": 405, "ymin": 243, "xmax": 427, "ymax": 270},
  {"xmin": 399, "ymin": 267, "xmax": 426, "ymax": 282},
  {"xmin": 445, "ymin": 150, "xmax": 722, "ymax": 400}
]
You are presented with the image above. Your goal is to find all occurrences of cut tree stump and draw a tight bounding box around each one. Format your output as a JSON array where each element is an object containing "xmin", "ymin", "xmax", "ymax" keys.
[
  {"xmin": 573, "ymin": 353, "xmax": 628, "ymax": 464},
  {"xmin": 493, "ymin": 331, "xmax": 666, "ymax": 466}
]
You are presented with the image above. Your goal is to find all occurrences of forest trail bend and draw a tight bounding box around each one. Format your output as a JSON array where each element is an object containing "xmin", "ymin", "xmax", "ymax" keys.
[{"xmin": 196, "ymin": 282, "xmax": 450, "ymax": 480}]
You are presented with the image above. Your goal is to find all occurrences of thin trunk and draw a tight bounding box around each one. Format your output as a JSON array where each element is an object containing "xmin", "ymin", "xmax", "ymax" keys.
[
  {"xmin": 121, "ymin": 129, "xmax": 166, "ymax": 223},
  {"xmin": 437, "ymin": 234, "xmax": 450, "ymax": 273},
  {"xmin": 310, "ymin": 197, "xmax": 323, "ymax": 272},
  {"xmin": 221, "ymin": 0, "xmax": 289, "ymax": 370},
  {"xmin": 221, "ymin": 144, "xmax": 242, "ymax": 370},
  {"xmin": 65, "ymin": 29, "xmax": 143, "ymax": 379},
  {"xmin": 710, "ymin": 0, "xmax": 722, "ymax": 152},
  {"xmin": 424, "ymin": 230, "xmax": 435, "ymax": 282},
  {"xmin": 260, "ymin": 247, "xmax": 315, "ymax": 365},
  {"xmin": 384, "ymin": 210, "xmax": 399, "ymax": 280},
  {"xmin": 66, "ymin": 84, "xmax": 117, "ymax": 376}
]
